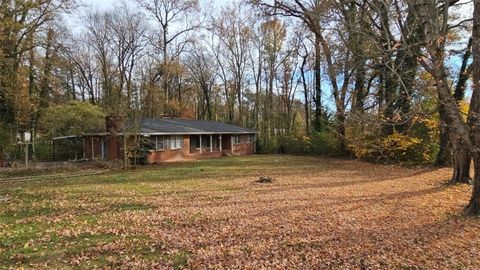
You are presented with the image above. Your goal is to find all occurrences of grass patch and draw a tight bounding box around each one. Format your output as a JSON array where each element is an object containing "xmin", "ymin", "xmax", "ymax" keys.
[
  {"xmin": 0, "ymin": 207, "xmax": 54, "ymax": 223},
  {"xmin": 171, "ymin": 250, "xmax": 190, "ymax": 270},
  {"xmin": 114, "ymin": 203, "xmax": 152, "ymax": 211}
]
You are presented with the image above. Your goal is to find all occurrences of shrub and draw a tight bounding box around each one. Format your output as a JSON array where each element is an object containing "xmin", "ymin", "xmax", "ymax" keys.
[
  {"xmin": 346, "ymin": 113, "xmax": 438, "ymax": 165},
  {"xmin": 272, "ymin": 131, "xmax": 340, "ymax": 156},
  {"xmin": 40, "ymin": 101, "xmax": 106, "ymax": 137},
  {"xmin": 309, "ymin": 131, "xmax": 340, "ymax": 155},
  {"xmin": 127, "ymin": 138, "xmax": 152, "ymax": 165}
]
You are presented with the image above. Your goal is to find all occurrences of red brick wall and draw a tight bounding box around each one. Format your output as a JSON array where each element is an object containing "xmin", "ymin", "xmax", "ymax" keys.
[
  {"xmin": 232, "ymin": 142, "xmax": 254, "ymax": 155},
  {"xmin": 231, "ymin": 134, "xmax": 255, "ymax": 155}
]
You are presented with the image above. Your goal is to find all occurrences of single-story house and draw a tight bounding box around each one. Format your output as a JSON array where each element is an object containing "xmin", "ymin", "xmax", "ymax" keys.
[{"xmin": 52, "ymin": 117, "xmax": 257, "ymax": 163}]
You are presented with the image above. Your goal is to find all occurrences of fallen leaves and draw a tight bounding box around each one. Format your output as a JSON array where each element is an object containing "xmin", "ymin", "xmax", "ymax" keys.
[{"xmin": 0, "ymin": 155, "xmax": 479, "ymax": 269}]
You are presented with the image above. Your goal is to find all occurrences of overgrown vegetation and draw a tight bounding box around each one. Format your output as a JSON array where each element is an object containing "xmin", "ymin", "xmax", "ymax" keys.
[{"xmin": 40, "ymin": 101, "xmax": 106, "ymax": 137}]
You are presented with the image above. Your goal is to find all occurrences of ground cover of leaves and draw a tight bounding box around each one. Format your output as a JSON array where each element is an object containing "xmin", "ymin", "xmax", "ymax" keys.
[{"xmin": 1, "ymin": 155, "xmax": 479, "ymax": 269}]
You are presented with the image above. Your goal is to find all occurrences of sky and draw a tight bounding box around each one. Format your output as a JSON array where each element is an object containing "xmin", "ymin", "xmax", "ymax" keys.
[{"xmin": 80, "ymin": 0, "xmax": 473, "ymax": 13}]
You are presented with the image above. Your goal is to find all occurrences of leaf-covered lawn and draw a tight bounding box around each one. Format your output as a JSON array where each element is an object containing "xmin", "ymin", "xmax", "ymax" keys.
[{"xmin": 1, "ymin": 155, "xmax": 479, "ymax": 269}]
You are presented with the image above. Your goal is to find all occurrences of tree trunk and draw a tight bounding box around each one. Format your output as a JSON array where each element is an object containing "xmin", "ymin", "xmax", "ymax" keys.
[
  {"xmin": 436, "ymin": 38, "xmax": 472, "ymax": 167},
  {"xmin": 313, "ymin": 34, "xmax": 322, "ymax": 132},
  {"xmin": 454, "ymin": 37, "xmax": 473, "ymax": 101},
  {"xmin": 353, "ymin": 60, "xmax": 366, "ymax": 113},
  {"xmin": 430, "ymin": 52, "xmax": 472, "ymax": 184},
  {"xmin": 436, "ymin": 104, "xmax": 451, "ymax": 167},
  {"xmin": 336, "ymin": 108, "xmax": 346, "ymax": 151},
  {"xmin": 467, "ymin": 0, "xmax": 480, "ymax": 215},
  {"xmin": 300, "ymin": 54, "xmax": 310, "ymax": 134},
  {"xmin": 450, "ymin": 134, "xmax": 471, "ymax": 184}
]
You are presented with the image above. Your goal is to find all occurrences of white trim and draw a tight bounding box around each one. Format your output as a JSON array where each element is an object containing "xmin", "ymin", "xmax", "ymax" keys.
[
  {"xmin": 52, "ymin": 135, "xmax": 80, "ymax": 140},
  {"xmin": 136, "ymin": 131, "xmax": 257, "ymax": 135},
  {"xmin": 53, "ymin": 131, "xmax": 257, "ymax": 140},
  {"xmin": 219, "ymin": 134, "xmax": 223, "ymax": 152}
]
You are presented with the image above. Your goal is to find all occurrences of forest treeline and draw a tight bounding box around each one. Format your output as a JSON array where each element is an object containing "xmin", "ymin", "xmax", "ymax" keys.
[{"xmin": 1, "ymin": 0, "xmax": 480, "ymax": 212}]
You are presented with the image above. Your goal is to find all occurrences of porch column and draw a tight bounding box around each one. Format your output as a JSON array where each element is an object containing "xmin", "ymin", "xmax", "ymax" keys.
[
  {"xmin": 210, "ymin": 135, "xmax": 213, "ymax": 152},
  {"xmin": 219, "ymin": 135, "xmax": 222, "ymax": 152},
  {"xmin": 199, "ymin": 135, "xmax": 202, "ymax": 154},
  {"xmin": 91, "ymin": 136, "xmax": 94, "ymax": 160}
]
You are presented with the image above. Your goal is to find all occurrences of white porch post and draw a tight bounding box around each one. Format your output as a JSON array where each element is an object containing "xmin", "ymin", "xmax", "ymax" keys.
[
  {"xmin": 199, "ymin": 135, "xmax": 203, "ymax": 154},
  {"xmin": 219, "ymin": 135, "xmax": 222, "ymax": 152},
  {"xmin": 210, "ymin": 135, "xmax": 213, "ymax": 152}
]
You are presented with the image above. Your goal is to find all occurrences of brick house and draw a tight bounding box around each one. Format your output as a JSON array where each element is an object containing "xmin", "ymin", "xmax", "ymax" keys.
[{"xmin": 53, "ymin": 118, "xmax": 256, "ymax": 163}]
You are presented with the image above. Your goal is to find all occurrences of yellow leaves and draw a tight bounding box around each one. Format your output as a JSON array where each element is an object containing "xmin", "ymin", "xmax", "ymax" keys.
[
  {"xmin": 381, "ymin": 132, "xmax": 422, "ymax": 153},
  {"xmin": 458, "ymin": 100, "xmax": 470, "ymax": 121},
  {"xmin": 348, "ymin": 129, "xmax": 424, "ymax": 162}
]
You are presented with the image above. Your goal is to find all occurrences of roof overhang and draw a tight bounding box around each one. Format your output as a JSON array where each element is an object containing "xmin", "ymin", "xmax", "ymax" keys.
[{"xmin": 52, "ymin": 131, "xmax": 257, "ymax": 140}]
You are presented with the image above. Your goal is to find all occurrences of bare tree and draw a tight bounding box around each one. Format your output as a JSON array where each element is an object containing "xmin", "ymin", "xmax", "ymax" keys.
[
  {"xmin": 251, "ymin": 0, "xmax": 332, "ymax": 132},
  {"xmin": 187, "ymin": 49, "xmax": 217, "ymax": 120},
  {"xmin": 137, "ymin": 0, "xmax": 201, "ymax": 115},
  {"xmin": 212, "ymin": 2, "xmax": 252, "ymax": 125}
]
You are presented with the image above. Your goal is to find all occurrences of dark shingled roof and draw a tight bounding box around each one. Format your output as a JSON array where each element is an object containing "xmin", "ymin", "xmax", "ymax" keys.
[{"xmin": 126, "ymin": 118, "xmax": 256, "ymax": 134}]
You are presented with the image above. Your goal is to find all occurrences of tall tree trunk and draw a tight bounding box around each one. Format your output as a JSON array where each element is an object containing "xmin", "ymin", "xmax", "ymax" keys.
[
  {"xmin": 313, "ymin": 34, "xmax": 322, "ymax": 132},
  {"xmin": 467, "ymin": 0, "xmax": 480, "ymax": 215},
  {"xmin": 353, "ymin": 60, "xmax": 366, "ymax": 113},
  {"xmin": 430, "ymin": 52, "xmax": 472, "ymax": 184},
  {"xmin": 300, "ymin": 54, "xmax": 310, "ymax": 134},
  {"xmin": 436, "ymin": 39, "xmax": 473, "ymax": 166},
  {"xmin": 436, "ymin": 104, "xmax": 451, "ymax": 166}
]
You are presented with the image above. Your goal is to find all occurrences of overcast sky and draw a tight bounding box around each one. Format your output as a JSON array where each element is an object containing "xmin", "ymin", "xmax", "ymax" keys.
[{"xmin": 78, "ymin": 0, "xmax": 473, "ymax": 16}]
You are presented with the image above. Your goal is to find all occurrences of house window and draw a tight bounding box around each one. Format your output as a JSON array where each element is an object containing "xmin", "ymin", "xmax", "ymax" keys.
[
  {"xmin": 148, "ymin": 136, "xmax": 165, "ymax": 151},
  {"xmin": 233, "ymin": 135, "xmax": 241, "ymax": 145},
  {"xmin": 155, "ymin": 136, "xmax": 165, "ymax": 150},
  {"xmin": 246, "ymin": 134, "xmax": 253, "ymax": 143},
  {"xmin": 170, "ymin": 136, "xmax": 183, "ymax": 149}
]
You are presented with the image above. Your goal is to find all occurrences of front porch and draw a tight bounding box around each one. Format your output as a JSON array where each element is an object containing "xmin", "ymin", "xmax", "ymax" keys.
[{"xmin": 189, "ymin": 134, "xmax": 232, "ymax": 155}]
